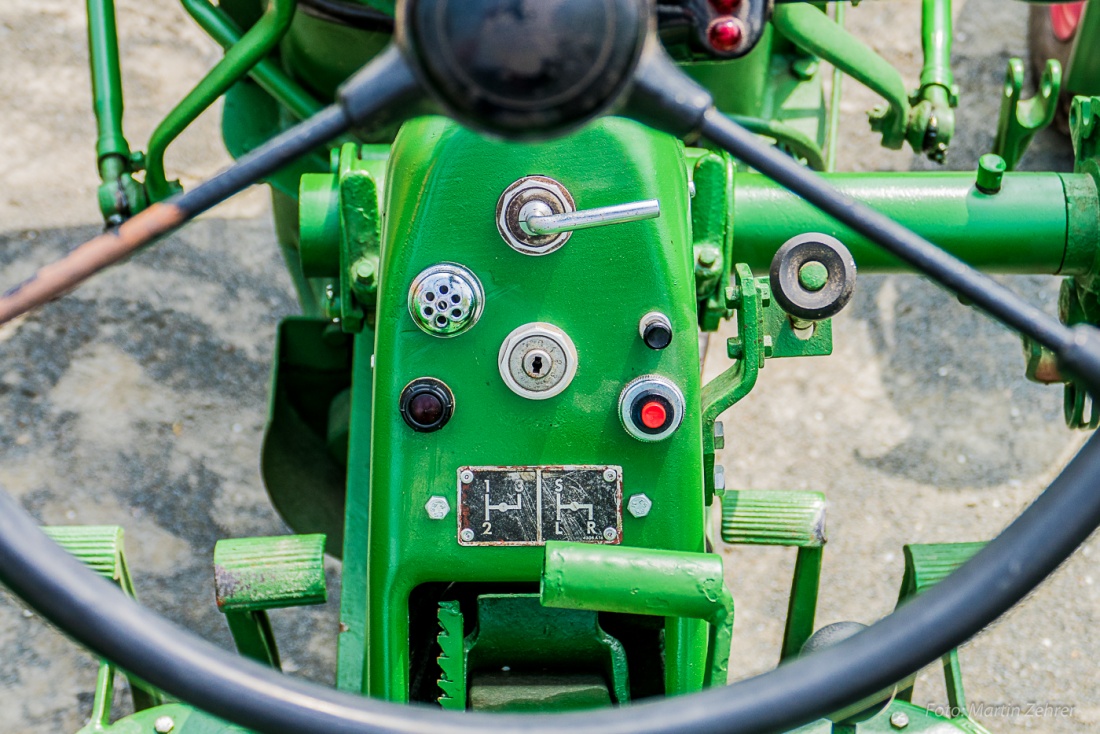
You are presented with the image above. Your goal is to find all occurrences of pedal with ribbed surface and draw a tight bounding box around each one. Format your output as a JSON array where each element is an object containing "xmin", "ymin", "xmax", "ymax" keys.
[
  {"xmin": 214, "ymin": 533, "xmax": 327, "ymax": 612},
  {"xmin": 43, "ymin": 525, "xmax": 134, "ymax": 596},
  {"xmin": 720, "ymin": 490, "xmax": 826, "ymax": 547},
  {"xmin": 899, "ymin": 542, "xmax": 987, "ymax": 600}
]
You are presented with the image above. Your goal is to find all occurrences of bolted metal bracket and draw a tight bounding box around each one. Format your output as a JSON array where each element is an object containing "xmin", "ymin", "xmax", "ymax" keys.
[{"xmin": 701, "ymin": 263, "xmax": 835, "ymax": 503}]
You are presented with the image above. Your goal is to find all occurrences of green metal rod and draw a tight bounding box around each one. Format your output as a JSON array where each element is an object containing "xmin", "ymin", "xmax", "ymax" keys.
[
  {"xmin": 86, "ymin": 0, "xmax": 130, "ymax": 163},
  {"xmin": 181, "ymin": 0, "xmax": 324, "ymax": 121},
  {"xmin": 824, "ymin": 1, "xmax": 845, "ymax": 173},
  {"xmin": 145, "ymin": 0, "xmax": 299, "ymax": 201},
  {"xmin": 772, "ymin": 3, "xmax": 910, "ymax": 150},
  {"xmin": 732, "ymin": 171, "xmax": 1091, "ymax": 274},
  {"xmin": 541, "ymin": 542, "xmax": 734, "ymax": 688},
  {"xmin": 920, "ymin": 0, "xmax": 954, "ymax": 90}
]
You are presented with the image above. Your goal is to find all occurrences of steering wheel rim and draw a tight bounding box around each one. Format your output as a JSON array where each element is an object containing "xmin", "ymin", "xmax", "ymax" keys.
[{"xmin": 5, "ymin": 2, "xmax": 1100, "ymax": 732}]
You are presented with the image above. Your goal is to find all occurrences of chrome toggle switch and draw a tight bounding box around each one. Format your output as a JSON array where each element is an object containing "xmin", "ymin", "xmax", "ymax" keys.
[{"xmin": 497, "ymin": 175, "xmax": 661, "ymax": 256}]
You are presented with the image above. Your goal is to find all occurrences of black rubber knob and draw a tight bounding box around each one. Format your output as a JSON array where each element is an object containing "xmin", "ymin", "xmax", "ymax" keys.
[
  {"xmin": 399, "ymin": 377, "xmax": 454, "ymax": 432},
  {"xmin": 643, "ymin": 322, "xmax": 673, "ymax": 350},
  {"xmin": 400, "ymin": 0, "xmax": 648, "ymax": 138},
  {"xmin": 769, "ymin": 233, "xmax": 857, "ymax": 322}
]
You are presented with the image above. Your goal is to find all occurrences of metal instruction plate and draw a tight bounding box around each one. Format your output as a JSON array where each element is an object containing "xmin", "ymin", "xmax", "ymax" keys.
[{"xmin": 457, "ymin": 465, "xmax": 622, "ymax": 547}]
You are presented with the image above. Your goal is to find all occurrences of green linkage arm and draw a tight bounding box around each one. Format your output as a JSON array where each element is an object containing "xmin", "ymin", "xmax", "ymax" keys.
[
  {"xmin": 772, "ymin": 3, "xmax": 910, "ymax": 150},
  {"xmin": 181, "ymin": 0, "xmax": 324, "ymax": 121},
  {"xmin": 87, "ymin": 0, "xmax": 128, "ymax": 162},
  {"xmin": 144, "ymin": 0, "xmax": 299, "ymax": 202},
  {"xmin": 913, "ymin": 0, "xmax": 957, "ymax": 160},
  {"xmin": 920, "ymin": 0, "xmax": 954, "ymax": 93},
  {"xmin": 86, "ymin": 0, "xmax": 147, "ymax": 223}
]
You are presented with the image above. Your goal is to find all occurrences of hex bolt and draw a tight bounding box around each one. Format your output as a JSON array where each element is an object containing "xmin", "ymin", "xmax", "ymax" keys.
[
  {"xmin": 627, "ymin": 493, "xmax": 652, "ymax": 518},
  {"xmin": 976, "ymin": 153, "xmax": 1006, "ymax": 194},
  {"xmin": 425, "ymin": 496, "xmax": 450, "ymax": 520},
  {"xmin": 460, "ymin": 528, "xmax": 475, "ymax": 542},
  {"xmin": 459, "ymin": 469, "xmax": 474, "ymax": 484},
  {"xmin": 890, "ymin": 711, "xmax": 909, "ymax": 729},
  {"xmin": 353, "ymin": 257, "xmax": 377, "ymax": 286},
  {"xmin": 603, "ymin": 468, "xmax": 618, "ymax": 483},
  {"xmin": 154, "ymin": 716, "xmax": 175, "ymax": 734}
]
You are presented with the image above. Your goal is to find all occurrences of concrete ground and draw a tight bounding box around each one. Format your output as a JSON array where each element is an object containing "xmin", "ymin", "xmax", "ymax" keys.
[{"xmin": 0, "ymin": 0, "xmax": 1095, "ymax": 732}]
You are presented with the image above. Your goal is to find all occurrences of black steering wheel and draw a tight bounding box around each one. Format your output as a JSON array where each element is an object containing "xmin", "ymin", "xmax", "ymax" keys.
[{"xmin": 4, "ymin": 2, "xmax": 1100, "ymax": 733}]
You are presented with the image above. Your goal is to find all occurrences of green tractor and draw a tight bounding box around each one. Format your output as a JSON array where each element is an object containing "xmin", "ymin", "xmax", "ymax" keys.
[{"xmin": 3, "ymin": 0, "xmax": 1100, "ymax": 732}]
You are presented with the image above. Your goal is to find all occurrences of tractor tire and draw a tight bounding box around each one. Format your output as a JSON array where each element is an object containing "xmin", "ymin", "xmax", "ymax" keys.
[{"xmin": 1028, "ymin": 3, "xmax": 1079, "ymax": 135}]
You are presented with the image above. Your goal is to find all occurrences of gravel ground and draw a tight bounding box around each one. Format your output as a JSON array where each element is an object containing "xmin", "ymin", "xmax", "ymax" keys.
[{"xmin": 0, "ymin": 1, "xmax": 1096, "ymax": 732}]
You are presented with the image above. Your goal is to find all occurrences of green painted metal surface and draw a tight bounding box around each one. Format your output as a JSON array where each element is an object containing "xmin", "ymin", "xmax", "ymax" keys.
[
  {"xmin": 144, "ymin": 0, "xmax": 298, "ymax": 201},
  {"xmin": 465, "ymin": 594, "xmax": 630, "ymax": 709},
  {"xmin": 720, "ymin": 490, "xmax": 826, "ymax": 548},
  {"xmin": 182, "ymin": 0, "xmax": 324, "ymax": 121},
  {"xmin": 213, "ymin": 533, "xmax": 327, "ymax": 612},
  {"xmin": 993, "ymin": 58, "xmax": 1062, "ymax": 171},
  {"xmin": 48, "ymin": 525, "xmax": 165, "ymax": 723},
  {"xmin": 1065, "ymin": 0, "xmax": 1100, "ymax": 96},
  {"xmin": 354, "ymin": 115, "xmax": 708, "ymax": 701},
  {"xmin": 720, "ymin": 490, "xmax": 826, "ymax": 660},
  {"xmin": 78, "ymin": 703, "xmax": 248, "ymax": 734},
  {"xmin": 436, "ymin": 600, "xmax": 466, "ymax": 710},
  {"xmin": 541, "ymin": 542, "xmax": 733, "ymax": 688},
  {"xmin": 212, "ymin": 533, "xmax": 326, "ymax": 669},
  {"xmin": 773, "ymin": 4, "xmax": 911, "ymax": 151},
  {"xmin": 261, "ymin": 317, "xmax": 354, "ymax": 554},
  {"xmin": 85, "ymin": 0, "xmax": 146, "ymax": 222},
  {"xmin": 63, "ymin": 1, "xmax": 1100, "ymax": 728},
  {"xmin": 730, "ymin": 172, "xmax": 1085, "ymax": 274},
  {"xmin": 893, "ymin": 543, "xmax": 992, "ymax": 734}
]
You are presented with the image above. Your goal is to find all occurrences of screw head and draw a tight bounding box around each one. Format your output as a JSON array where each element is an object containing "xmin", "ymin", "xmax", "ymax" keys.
[
  {"xmin": 425, "ymin": 496, "xmax": 450, "ymax": 520},
  {"xmin": 890, "ymin": 711, "xmax": 909, "ymax": 729},
  {"xmin": 602, "ymin": 527, "xmax": 618, "ymax": 541},
  {"xmin": 460, "ymin": 528, "xmax": 475, "ymax": 542},
  {"xmin": 798, "ymin": 261, "xmax": 829, "ymax": 292},
  {"xmin": 627, "ymin": 493, "xmax": 652, "ymax": 518},
  {"xmin": 459, "ymin": 469, "xmax": 474, "ymax": 484},
  {"xmin": 603, "ymin": 468, "xmax": 618, "ymax": 483},
  {"xmin": 154, "ymin": 716, "xmax": 175, "ymax": 734}
]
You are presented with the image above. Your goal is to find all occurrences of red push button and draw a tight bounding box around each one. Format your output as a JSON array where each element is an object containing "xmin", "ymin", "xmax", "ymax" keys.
[{"xmin": 640, "ymin": 400, "xmax": 668, "ymax": 429}]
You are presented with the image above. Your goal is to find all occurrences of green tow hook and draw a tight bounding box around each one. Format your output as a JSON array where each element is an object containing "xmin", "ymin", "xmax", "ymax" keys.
[
  {"xmin": 993, "ymin": 57, "xmax": 1063, "ymax": 171},
  {"xmin": 540, "ymin": 542, "xmax": 735, "ymax": 688}
]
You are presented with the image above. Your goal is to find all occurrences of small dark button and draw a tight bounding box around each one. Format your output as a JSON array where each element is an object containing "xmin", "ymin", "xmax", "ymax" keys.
[
  {"xmin": 643, "ymin": 322, "xmax": 673, "ymax": 350},
  {"xmin": 400, "ymin": 378, "xmax": 454, "ymax": 432}
]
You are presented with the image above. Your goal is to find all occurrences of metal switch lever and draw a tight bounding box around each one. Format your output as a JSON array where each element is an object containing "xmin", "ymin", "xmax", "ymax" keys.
[
  {"xmin": 497, "ymin": 176, "xmax": 661, "ymax": 256},
  {"xmin": 519, "ymin": 199, "xmax": 661, "ymax": 236}
]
